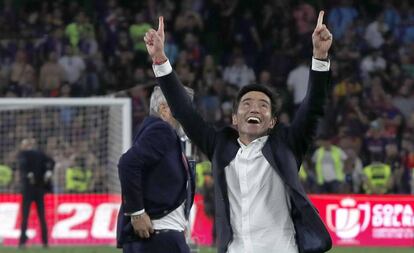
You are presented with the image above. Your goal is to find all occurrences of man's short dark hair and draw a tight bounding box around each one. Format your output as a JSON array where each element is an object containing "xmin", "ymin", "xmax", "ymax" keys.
[{"xmin": 233, "ymin": 84, "xmax": 280, "ymax": 117}]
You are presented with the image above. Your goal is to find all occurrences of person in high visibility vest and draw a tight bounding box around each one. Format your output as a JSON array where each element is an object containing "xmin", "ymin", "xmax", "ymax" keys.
[
  {"xmin": 65, "ymin": 157, "xmax": 92, "ymax": 193},
  {"xmin": 363, "ymin": 153, "xmax": 392, "ymax": 194},
  {"xmin": 0, "ymin": 164, "xmax": 13, "ymax": 188},
  {"xmin": 299, "ymin": 156, "xmax": 318, "ymax": 193},
  {"xmin": 312, "ymin": 135, "xmax": 347, "ymax": 193},
  {"xmin": 195, "ymin": 160, "xmax": 212, "ymax": 189}
]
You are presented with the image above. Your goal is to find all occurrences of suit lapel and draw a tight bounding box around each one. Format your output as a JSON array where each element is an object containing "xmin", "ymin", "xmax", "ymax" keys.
[
  {"xmin": 217, "ymin": 136, "xmax": 239, "ymax": 220},
  {"xmin": 262, "ymin": 137, "xmax": 309, "ymax": 201}
]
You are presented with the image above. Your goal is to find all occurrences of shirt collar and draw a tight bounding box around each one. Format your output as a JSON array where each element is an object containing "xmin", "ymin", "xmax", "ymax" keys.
[{"xmin": 237, "ymin": 135, "xmax": 269, "ymax": 149}]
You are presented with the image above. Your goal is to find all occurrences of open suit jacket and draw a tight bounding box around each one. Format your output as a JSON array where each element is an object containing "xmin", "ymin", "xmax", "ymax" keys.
[
  {"xmin": 116, "ymin": 116, "xmax": 195, "ymax": 247},
  {"xmin": 157, "ymin": 69, "xmax": 332, "ymax": 253}
]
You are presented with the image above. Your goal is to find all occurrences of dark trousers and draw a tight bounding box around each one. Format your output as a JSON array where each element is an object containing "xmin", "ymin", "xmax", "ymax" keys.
[
  {"xmin": 122, "ymin": 230, "xmax": 190, "ymax": 253},
  {"xmin": 19, "ymin": 187, "xmax": 48, "ymax": 246}
]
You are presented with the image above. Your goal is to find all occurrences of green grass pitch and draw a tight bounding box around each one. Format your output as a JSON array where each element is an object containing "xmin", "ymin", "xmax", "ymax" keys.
[{"xmin": 0, "ymin": 246, "xmax": 413, "ymax": 253}]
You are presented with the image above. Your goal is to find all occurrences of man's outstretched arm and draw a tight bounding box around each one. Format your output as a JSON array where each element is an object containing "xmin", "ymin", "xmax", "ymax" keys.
[
  {"xmin": 288, "ymin": 11, "xmax": 333, "ymax": 157},
  {"xmin": 144, "ymin": 17, "xmax": 217, "ymax": 158}
]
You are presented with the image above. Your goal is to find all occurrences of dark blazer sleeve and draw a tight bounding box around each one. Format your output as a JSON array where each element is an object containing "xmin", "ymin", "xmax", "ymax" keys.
[
  {"xmin": 285, "ymin": 69, "xmax": 331, "ymax": 159},
  {"xmin": 118, "ymin": 121, "xmax": 175, "ymax": 213},
  {"xmin": 157, "ymin": 71, "xmax": 217, "ymax": 159}
]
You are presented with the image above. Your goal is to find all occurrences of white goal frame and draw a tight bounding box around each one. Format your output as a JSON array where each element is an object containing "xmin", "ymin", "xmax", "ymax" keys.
[{"xmin": 0, "ymin": 98, "xmax": 132, "ymax": 152}]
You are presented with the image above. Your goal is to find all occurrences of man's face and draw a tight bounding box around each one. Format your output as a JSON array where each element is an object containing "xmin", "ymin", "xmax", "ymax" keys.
[{"xmin": 232, "ymin": 91, "xmax": 276, "ymax": 144}]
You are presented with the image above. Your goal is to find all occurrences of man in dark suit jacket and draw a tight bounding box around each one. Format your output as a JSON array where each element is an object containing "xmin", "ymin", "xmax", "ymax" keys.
[
  {"xmin": 117, "ymin": 86, "xmax": 195, "ymax": 253},
  {"xmin": 16, "ymin": 138, "xmax": 54, "ymax": 248},
  {"xmin": 144, "ymin": 11, "xmax": 333, "ymax": 253}
]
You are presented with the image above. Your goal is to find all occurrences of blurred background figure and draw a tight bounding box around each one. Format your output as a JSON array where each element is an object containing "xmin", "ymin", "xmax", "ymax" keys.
[
  {"xmin": 312, "ymin": 135, "xmax": 347, "ymax": 193},
  {"xmin": 15, "ymin": 138, "xmax": 55, "ymax": 249},
  {"xmin": 362, "ymin": 152, "xmax": 393, "ymax": 194}
]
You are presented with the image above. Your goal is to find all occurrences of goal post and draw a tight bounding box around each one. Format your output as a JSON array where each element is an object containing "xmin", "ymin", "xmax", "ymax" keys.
[{"xmin": 0, "ymin": 97, "xmax": 132, "ymax": 194}]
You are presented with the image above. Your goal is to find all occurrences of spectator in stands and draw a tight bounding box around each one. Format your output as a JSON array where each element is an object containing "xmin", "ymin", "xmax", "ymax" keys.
[
  {"xmin": 287, "ymin": 58, "xmax": 310, "ymax": 110},
  {"xmin": 398, "ymin": 1, "xmax": 414, "ymax": 44},
  {"xmin": 41, "ymin": 27, "xmax": 67, "ymax": 58},
  {"xmin": 16, "ymin": 138, "xmax": 54, "ymax": 249},
  {"xmin": 174, "ymin": 10, "xmax": 204, "ymax": 39},
  {"xmin": 258, "ymin": 69, "xmax": 273, "ymax": 88},
  {"xmin": 362, "ymin": 152, "xmax": 393, "ymax": 194},
  {"xmin": 183, "ymin": 33, "xmax": 204, "ymax": 69},
  {"xmin": 201, "ymin": 54, "xmax": 220, "ymax": 87},
  {"xmin": 116, "ymin": 86, "xmax": 195, "ymax": 253},
  {"xmin": 0, "ymin": 154, "xmax": 13, "ymax": 192},
  {"xmin": 335, "ymin": 26, "xmax": 362, "ymax": 65},
  {"xmin": 233, "ymin": 10, "xmax": 263, "ymax": 64},
  {"xmin": 381, "ymin": 95, "xmax": 403, "ymax": 141},
  {"xmin": 385, "ymin": 143, "xmax": 407, "ymax": 193},
  {"xmin": 65, "ymin": 155, "xmax": 92, "ymax": 193},
  {"xmin": 401, "ymin": 121, "xmax": 414, "ymax": 194},
  {"xmin": 129, "ymin": 11, "xmax": 151, "ymax": 67},
  {"xmin": 363, "ymin": 119, "xmax": 388, "ymax": 162},
  {"xmin": 58, "ymin": 45, "xmax": 86, "ymax": 96},
  {"xmin": 360, "ymin": 50, "xmax": 387, "ymax": 82},
  {"xmin": 222, "ymin": 55, "xmax": 256, "ymax": 88},
  {"xmin": 164, "ymin": 31, "xmax": 179, "ymax": 65},
  {"xmin": 327, "ymin": 0, "xmax": 358, "ymax": 40},
  {"xmin": 343, "ymin": 148, "xmax": 364, "ymax": 193},
  {"xmin": 312, "ymin": 135, "xmax": 347, "ymax": 193},
  {"xmin": 112, "ymin": 31, "xmax": 134, "ymax": 90},
  {"xmin": 129, "ymin": 85, "xmax": 149, "ymax": 129},
  {"xmin": 79, "ymin": 21, "xmax": 99, "ymax": 58},
  {"xmin": 364, "ymin": 12, "xmax": 389, "ymax": 49},
  {"xmin": 39, "ymin": 51, "xmax": 65, "ymax": 96},
  {"xmin": 293, "ymin": 0, "xmax": 317, "ymax": 36},
  {"xmin": 52, "ymin": 142, "xmax": 74, "ymax": 193},
  {"xmin": 9, "ymin": 50, "xmax": 35, "ymax": 96},
  {"xmin": 392, "ymin": 77, "xmax": 414, "ymax": 119},
  {"xmin": 65, "ymin": 11, "xmax": 93, "ymax": 48},
  {"xmin": 299, "ymin": 155, "xmax": 318, "ymax": 193}
]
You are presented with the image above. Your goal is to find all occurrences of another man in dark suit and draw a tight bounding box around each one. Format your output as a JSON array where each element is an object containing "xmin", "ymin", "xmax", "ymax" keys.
[
  {"xmin": 144, "ymin": 11, "xmax": 333, "ymax": 253},
  {"xmin": 117, "ymin": 86, "xmax": 195, "ymax": 253},
  {"xmin": 16, "ymin": 138, "xmax": 54, "ymax": 248}
]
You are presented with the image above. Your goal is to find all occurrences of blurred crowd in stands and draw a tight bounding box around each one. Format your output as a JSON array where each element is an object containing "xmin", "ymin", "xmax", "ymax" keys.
[{"xmin": 0, "ymin": 0, "xmax": 413, "ymax": 195}]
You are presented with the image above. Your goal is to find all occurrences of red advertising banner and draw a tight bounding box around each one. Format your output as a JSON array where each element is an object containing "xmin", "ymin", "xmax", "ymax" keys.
[
  {"xmin": 0, "ymin": 194, "xmax": 121, "ymax": 246},
  {"xmin": 1, "ymin": 193, "xmax": 413, "ymax": 247},
  {"xmin": 310, "ymin": 194, "xmax": 414, "ymax": 247},
  {"xmin": 0, "ymin": 193, "xmax": 214, "ymax": 246}
]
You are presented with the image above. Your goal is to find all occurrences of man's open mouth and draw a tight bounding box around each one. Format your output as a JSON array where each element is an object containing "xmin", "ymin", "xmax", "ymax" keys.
[{"xmin": 247, "ymin": 116, "xmax": 261, "ymax": 124}]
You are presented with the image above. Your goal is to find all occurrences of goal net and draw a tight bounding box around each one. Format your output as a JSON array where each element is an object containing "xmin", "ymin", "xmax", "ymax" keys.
[{"xmin": 0, "ymin": 98, "xmax": 131, "ymax": 194}]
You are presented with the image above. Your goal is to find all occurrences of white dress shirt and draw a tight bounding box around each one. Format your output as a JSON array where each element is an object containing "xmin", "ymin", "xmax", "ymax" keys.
[
  {"xmin": 152, "ymin": 202, "xmax": 186, "ymax": 231},
  {"xmin": 225, "ymin": 136, "xmax": 298, "ymax": 253}
]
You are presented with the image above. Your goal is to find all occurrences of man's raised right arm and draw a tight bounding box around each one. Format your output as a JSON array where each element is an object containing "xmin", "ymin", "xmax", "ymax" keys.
[{"xmin": 144, "ymin": 17, "xmax": 216, "ymax": 158}]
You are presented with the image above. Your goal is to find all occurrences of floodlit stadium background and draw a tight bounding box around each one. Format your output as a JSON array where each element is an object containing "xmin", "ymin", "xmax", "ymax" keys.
[{"xmin": 0, "ymin": 0, "xmax": 413, "ymax": 252}]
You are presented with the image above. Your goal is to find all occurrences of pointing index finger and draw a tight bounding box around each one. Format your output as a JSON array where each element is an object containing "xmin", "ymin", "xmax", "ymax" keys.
[
  {"xmin": 158, "ymin": 16, "xmax": 164, "ymax": 32},
  {"xmin": 317, "ymin": 11, "xmax": 324, "ymax": 27}
]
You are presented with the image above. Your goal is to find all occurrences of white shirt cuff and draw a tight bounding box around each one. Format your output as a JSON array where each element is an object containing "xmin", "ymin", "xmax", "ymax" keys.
[
  {"xmin": 127, "ymin": 209, "xmax": 145, "ymax": 216},
  {"xmin": 311, "ymin": 57, "xmax": 330, "ymax": 71},
  {"xmin": 153, "ymin": 60, "xmax": 173, "ymax": 77}
]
